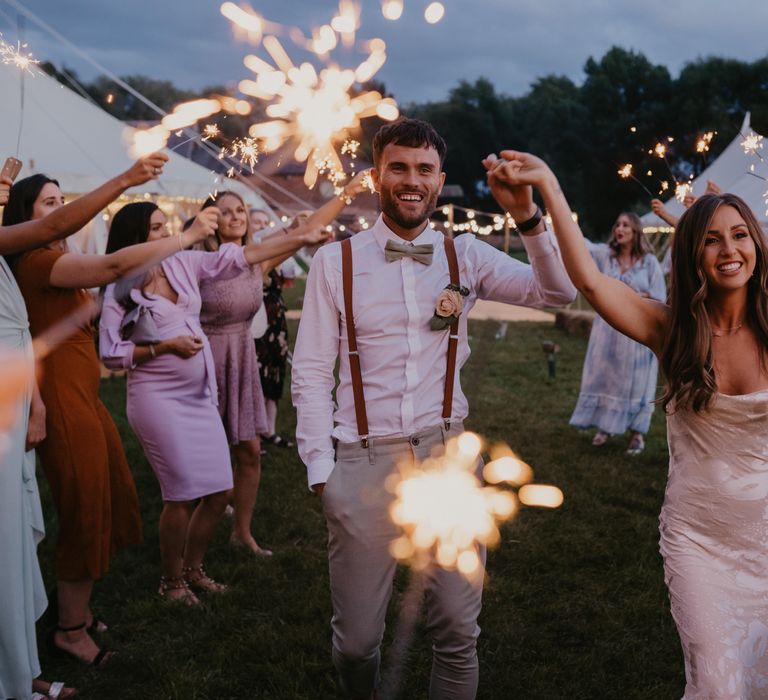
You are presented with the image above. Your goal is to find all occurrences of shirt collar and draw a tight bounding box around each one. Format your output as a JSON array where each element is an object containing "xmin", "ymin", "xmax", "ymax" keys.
[{"xmin": 372, "ymin": 214, "xmax": 439, "ymax": 253}]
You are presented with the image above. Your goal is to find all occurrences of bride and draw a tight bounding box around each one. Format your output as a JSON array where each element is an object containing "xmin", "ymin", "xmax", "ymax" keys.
[{"xmin": 484, "ymin": 149, "xmax": 768, "ymax": 698}]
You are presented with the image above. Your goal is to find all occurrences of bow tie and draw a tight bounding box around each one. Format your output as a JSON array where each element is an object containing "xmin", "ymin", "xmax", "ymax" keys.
[{"xmin": 384, "ymin": 239, "xmax": 434, "ymax": 265}]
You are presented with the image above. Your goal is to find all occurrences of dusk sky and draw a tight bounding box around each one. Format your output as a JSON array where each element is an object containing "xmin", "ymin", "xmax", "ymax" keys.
[{"xmin": 1, "ymin": 0, "xmax": 766, "ymax": 104}]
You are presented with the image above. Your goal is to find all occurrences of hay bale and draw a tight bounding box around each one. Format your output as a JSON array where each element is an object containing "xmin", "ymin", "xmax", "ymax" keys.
[{"xmin": 555, "ymin": 310, "xmax": 595, "ymax": 339}]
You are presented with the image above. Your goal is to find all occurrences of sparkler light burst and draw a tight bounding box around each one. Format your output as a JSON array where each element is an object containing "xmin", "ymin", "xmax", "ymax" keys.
[
  {"xmin": 695, "ymin": 131, "xmax": 715, "ymax": 153},
  {"xmin": 224, "ymin": 2, "xmax": 400, "ymax": 188},
  {"xmin": 741, "ymin": 132, "xmax": 763, "ymax": 155},
  {"xmin": 387, "ymin": 432, "xmax": 563, "ymax": 579},
  {"xmin": 0, "ymin": 35, "xmax": 40, "ymax": 74}
]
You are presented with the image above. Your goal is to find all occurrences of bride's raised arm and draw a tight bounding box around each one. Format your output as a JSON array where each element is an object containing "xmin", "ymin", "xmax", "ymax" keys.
[{"xmin": 490, "ymin": 150, "xmax": 670, "ymax": 355}]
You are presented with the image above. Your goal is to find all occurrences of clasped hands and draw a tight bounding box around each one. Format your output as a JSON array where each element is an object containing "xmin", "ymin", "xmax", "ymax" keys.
[{"xmin": 482, "ymin": 151, "xmax": 554, "ymax": 229}]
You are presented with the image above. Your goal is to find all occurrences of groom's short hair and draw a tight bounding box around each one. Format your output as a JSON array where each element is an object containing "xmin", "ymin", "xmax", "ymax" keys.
[{"xmin": 372, "ymin": 117, "xmax": 447, "ymax": 168}]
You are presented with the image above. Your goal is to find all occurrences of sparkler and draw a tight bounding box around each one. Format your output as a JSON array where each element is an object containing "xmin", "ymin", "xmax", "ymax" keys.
[
  {"xmin": 0, "ymin": 35, "xmax": 40, "ymax": 74},
  {"xmin": 675, "ymin": 181, "xmax": 693, "ymax": 204},
  {"xmin": 695, "ymin": 131, "xmax": 715, "ymax": 154},
  {"xmin": 379, "ymin": 432, "xmax": 562, "ymax": 699},
  {"xmin": 127, "ymin": 98, "xmax": 223, "ymax": 158},
  {"xmin": 617, "ymin": 163, "xmax": 654, "ymax": 198},
  {"xmin": 222, "ymin": 2, "xmax": 400, "ymax": 190},
  {"xmin": 387, "ymin": 432, "xmax": 563, "ymax": 579}
]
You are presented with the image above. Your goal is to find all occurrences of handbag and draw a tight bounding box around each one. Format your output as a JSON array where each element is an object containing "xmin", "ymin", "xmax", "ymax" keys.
[{"xmin": 119, "ymin": 304, "xmax": 161, "ymax": 345}]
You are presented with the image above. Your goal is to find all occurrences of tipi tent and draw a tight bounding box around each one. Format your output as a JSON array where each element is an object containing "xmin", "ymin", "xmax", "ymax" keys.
[
  {"xmin": 1, "ymin": 60, "xmax": 272, "ymax": 251},
  {"xmin": 641, "ymin": 113, "xmax": 768, "ymax": 230}
]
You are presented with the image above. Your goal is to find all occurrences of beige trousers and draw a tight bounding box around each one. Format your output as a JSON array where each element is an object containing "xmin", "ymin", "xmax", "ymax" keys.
[{"xmin": 322, "ymin": 423, "xmax": 485, "ymax": 700}]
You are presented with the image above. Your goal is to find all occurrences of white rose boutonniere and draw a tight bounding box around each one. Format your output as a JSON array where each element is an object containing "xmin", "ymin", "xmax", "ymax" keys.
[{"xmin": 430, "ymin": 283, "xmax": 470, "ymax": 331}]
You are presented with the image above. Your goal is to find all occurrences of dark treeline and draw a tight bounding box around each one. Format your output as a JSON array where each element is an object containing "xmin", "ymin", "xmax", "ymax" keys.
[{"xmin": 43, "ymin": 46, "xmax": 768, "ymax": 236}]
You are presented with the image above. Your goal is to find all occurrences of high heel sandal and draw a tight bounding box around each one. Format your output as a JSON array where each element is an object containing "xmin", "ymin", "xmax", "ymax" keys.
[
  {"xmin": 182, "ymin": 565, "xmax": 228, "ymax": 594},
  {"xmin": 158, "ymin": 575, "xmax": 200, "ymax": 606},
  {"xmin": 48, "ymin": 623, "xmax": 112, "ymax": 668}
]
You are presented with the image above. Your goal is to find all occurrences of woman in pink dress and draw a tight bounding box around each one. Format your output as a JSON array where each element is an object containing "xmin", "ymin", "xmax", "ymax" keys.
[
  {"xmin": 487, "ymin": 149, "xmax": 768, "ymax": 698},
  {"xmin": 198, "ymin": 179, "xmax": 369, "ymax": 556},
  {"xmin": 100, "ymin": 202, "xmax": 330, "ymax": 602}
]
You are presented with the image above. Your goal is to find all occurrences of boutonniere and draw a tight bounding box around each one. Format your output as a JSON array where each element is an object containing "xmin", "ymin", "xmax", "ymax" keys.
[{"xmin": 430, "ymin": 283, "xmax": 470, "ymax": 330}]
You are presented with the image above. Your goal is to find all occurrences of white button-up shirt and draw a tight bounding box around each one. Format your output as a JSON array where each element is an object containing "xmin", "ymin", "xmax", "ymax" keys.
[{"xmin": 292, "ymin": 215, "xmax": 576, "ymax": 487}]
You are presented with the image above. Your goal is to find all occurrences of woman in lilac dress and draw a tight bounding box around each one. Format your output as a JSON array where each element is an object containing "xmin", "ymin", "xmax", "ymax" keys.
[
  {"xmin": 198, "ymin": 181, "xmax": 368, "ymax": 556},
  {"xmin": 100, "ymin": 202, "xmax": 330, "ymax": 601}
]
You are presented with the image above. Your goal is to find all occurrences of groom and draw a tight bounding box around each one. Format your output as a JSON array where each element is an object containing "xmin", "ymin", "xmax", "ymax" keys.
[{"xmin": 292, "ymin": 118, "xmax": 575, "ymax": 699}]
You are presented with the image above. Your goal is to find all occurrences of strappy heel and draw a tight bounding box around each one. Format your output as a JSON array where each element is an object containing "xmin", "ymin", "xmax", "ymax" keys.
[
  {"xmin": 182, "ymin": 565, "xmax": 228, "ymax": 594},
  {"xmin": 49, "ymin": 622, "xmax": 112, "ymax": 668},
  {"xmin": 158, "ymin": 575, "xmax": 200, "ymax": 606}
]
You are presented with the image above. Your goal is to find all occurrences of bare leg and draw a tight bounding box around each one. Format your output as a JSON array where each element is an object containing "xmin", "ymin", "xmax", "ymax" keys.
[
  {"xmin": 157, "ymin": 501, "xmax": 195, "ymax": 601},
  {"xmin": 54, "ymin": 579, "xmax": 107, "ymax": 664},
  {"xmin": 184, "ymin": 489, "xmax": 231, "ymax": 568},
  {"xmin": 264, "ymin": 399, "xmax": 278, "ymax": 437},
  {"xmin": 230, "ymin": 438, "xmax": 272, "ymax": 555}
]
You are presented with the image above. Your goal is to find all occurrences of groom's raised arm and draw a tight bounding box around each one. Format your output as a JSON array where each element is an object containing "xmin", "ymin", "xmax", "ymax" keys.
[{"xmin": 291, "ymin": 246, "xmax": 341, "ymax": 491}]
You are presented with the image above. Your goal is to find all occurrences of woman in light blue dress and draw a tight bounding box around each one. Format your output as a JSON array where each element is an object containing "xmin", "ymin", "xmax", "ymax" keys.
[
  {"xmin": 569, "ymin": 212, "xmax": 666, "ymax": 455},
  {"xmin": 0, "ymin": 155, "xmax": 166, "ymax": 699}
]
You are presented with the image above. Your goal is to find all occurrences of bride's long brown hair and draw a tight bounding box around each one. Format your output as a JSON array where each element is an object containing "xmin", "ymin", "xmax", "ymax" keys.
[{"xmin": 661, "ymin": 193, "xmax": 768, "ymax": 412}]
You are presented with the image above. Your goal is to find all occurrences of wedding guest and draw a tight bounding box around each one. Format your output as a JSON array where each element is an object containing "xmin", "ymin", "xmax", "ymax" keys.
[
  {"xmin": 199, "ymin": 181, "xmax": 366, "ymax": 556},
  {"xmin": 292, "ymin": 119, "xmax": 575, "ymax": 699},
  {"xmin": 7, "ymin": 156, "xmax": 171, "ymax": 699},
  {"xmin": 100, "ymin": 200, "xmax": 331, "ymax": 593},
  {"xmin": 2, "ymin": 163, "xmax": 211, "ymax": 669},
  {"xmin": 569, "ymin": 212, "xmax": 665, "ymax": 455},
  {"xmin": 490, "ymin": 149, "xmax": 768, "ymax": 698}
]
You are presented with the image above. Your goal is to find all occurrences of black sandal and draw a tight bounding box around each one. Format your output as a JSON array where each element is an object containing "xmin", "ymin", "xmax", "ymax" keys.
[
  {"xmin": 49, "ymin": 623, "xmax": 112, "ymax": 668},
  {"xmin": 262, "ymin": 433, "xmax": 294, "ymax": 448}
]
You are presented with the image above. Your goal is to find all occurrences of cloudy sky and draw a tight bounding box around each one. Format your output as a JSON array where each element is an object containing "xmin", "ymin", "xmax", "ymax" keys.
[{"xmin": 1, "ymin": 0, "xmax": 766, "ymax": 104}]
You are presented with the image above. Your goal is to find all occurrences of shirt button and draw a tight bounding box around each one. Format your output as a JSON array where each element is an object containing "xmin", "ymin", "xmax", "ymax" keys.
[{"xmin": 411, "ymin": 437, "xmax": 420, "ymax": 446}]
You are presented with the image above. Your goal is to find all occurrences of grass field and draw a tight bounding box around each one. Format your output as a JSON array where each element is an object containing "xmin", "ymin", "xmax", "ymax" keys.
[{"xmin": 34, "ymin": 319, "xmax": 684, "ymax": 699}]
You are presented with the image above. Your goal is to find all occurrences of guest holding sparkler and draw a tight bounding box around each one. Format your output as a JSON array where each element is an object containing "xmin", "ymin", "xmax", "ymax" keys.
[
  {"xmin": 100, "ymin": 200, "xmax": 332, "ymax": 597},
  {"xmin": 292, "ymin": 118, "xmax": 575, "ymax": 700},
  {"xmin": 0, "ymin": 154, "xmax": 183, "ymax": 686},
  {"xmin": 569, "ymin": 212, "xmax": 665, "ymax": 455},
  {"xmin": 198, "ymin": 180, "xmax": 367, "ymax": 557},
  {"xmin": 491, "ymin": 150, "xmax": 768, "ymax": 698}
]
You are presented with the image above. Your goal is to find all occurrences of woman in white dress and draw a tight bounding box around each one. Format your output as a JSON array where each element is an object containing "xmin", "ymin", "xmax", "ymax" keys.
[{"xmin": 483, "ymin": 150, "xmax": 768, "ymax": 698}]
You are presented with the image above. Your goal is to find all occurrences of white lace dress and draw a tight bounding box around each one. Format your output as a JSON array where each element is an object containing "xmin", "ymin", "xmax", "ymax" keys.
[{"xmin": 660, "ymin": 391, "xmax": 768, "ymax": 698}]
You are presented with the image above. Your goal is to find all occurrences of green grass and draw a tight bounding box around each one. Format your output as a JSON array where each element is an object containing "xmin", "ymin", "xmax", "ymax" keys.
[{"xmin": 34, "ymin": 320, "xmax": 683, "ymax": 699}]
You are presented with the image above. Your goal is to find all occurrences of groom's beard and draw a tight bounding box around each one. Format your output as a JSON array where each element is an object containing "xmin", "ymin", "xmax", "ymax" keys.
[{"xmin": 379, "ymin": 188, "xmax": 439, "ymax": 231}]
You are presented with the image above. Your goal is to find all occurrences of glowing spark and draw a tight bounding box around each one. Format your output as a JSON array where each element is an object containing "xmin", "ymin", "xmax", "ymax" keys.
[
  {"xmin": 387, "ymin": 432, "xmax": 563, "ymax": 579},
  {"xmin": 341, "ymin": 139, "xmax": 360, "ymax": 158},
  {"xmin": 230, "ymin": 136, "xmax": 260, "ymax": 172},
  {"xmin": 0, "ymin": 36, "xmax": 40, "ymax": 74},
  {"xmin": 519, "ymin": 484, "xmax": 564, "ymax": 509},
  {"xmin": 660, "ymin": 180, "xmax": 669, "ymax": 192},
  {"xmin": 424, "ymin": 2, "xmax": 446, "ymax": 23},
  {"xmin": 696, "ymin": 131, "xmax": 715, "ymax": 153},
  {"xmin": 127, "ymin": 98, "xmax": 222, "ymax": 158},
  {"xmin": 741, "ymin": 132, "xmax": 764, "ymax": 155},
  {"xmin": 220, "ymin": 2, "xmax": 263, "ymax": 42},
  {"xmin": 382, "ymin": 0, "xmax": 404, "ymax": 20},
  {"xmin": 652, "ymin": 142, "xmax": 667, "ymax": 159},
  {"xmin": 330, "ymin": 0, "xmax": 360, "ymax": 46},
  {"xmin": 629, "ymin": 126, "xmax": 637, "ymax": 133},
  {"xmin": 618, "ymin": 163, "xmax": 633, "ymax": 179},
  {"xmin": 675, "ymin": 182, "xmax": 692, "ymax": 203},
  {"xmin": 202, "ymin": 124, "xmax": 221, "ymax": 141}
]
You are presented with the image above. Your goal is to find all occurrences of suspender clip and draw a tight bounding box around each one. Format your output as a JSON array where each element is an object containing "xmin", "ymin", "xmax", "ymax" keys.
[
  {"xmin": 360, "ymin": 436, "xmax": 369, "ymax": 449},
  {"xmin": 444, "ymin": 419, "xmax": 451, "ymax": 430},
  {"xmin": 348, "ymin": 350, "xmax": 359, "ymax": 356}
]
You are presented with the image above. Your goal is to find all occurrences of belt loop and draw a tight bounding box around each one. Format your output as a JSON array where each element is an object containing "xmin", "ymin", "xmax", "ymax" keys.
[{"xmin": 367, "ymin": 438, "xmax": 375, "ymax": 465}]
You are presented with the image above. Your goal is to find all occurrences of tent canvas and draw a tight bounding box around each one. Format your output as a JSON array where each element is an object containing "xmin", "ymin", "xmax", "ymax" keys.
[
  {"xmin": 1, "ymin": 61, "xmax": 272, "ymax": 251},
  {"xmin": 641, "ymin": 113, "xmax": 768, "ymax": 229}
]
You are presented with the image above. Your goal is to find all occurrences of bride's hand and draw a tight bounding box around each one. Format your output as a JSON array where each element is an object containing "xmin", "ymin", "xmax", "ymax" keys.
[{"xmin": 491, "ymin": 151, "xmax": 553, "ymax": 189}]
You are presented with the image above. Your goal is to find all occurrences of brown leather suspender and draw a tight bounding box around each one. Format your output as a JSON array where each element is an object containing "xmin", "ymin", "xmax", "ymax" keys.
[
  {"xmin": 341, "ymin": 236, "xmax": 461, "ymax": 446},
  {"xmin": 341, "ymin": 238, "xmax": 370, "ymax": 446},
  {"xmin": 442, "ymin": 236, "xmax": 460, "ymax": 430}
]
